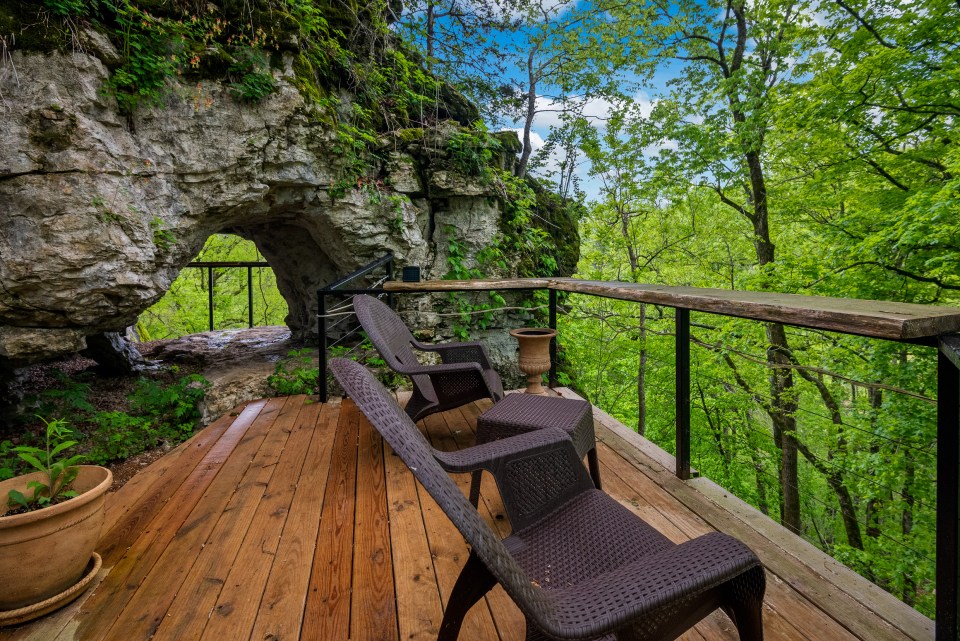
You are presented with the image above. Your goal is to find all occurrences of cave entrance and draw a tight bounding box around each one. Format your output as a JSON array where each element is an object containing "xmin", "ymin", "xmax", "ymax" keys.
[{"xmin": 137, "ymin": 234, "xmax": 288, "ymax": 340}]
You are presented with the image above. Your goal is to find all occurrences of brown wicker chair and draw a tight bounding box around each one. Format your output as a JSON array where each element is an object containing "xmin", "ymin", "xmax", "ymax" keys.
[
  {"xmin": 330, "ymin": 357, "xmax": 766, "ymax": 641},
  {"xmin": 352, "ymin": 294, "xmax": 504, "ymax": 423}
]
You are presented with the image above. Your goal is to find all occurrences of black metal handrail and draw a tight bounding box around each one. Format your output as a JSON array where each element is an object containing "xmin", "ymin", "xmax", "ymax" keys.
[
  {"xmin": 317, "ymin": 253, "xmax": 395, "ymax": 402},
  {"xmin": 187, "ymin": 261, "xmax": 271, "ymax": 331}
]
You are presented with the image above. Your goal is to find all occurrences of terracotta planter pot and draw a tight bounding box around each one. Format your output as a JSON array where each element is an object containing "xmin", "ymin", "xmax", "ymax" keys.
[
  {"xmin": 0, "ymin": 465, "xmax": 112, "ymax": 613},
  {"xmin": 510, "ymin": 327, "xmax": 557, "ymax": 395}
]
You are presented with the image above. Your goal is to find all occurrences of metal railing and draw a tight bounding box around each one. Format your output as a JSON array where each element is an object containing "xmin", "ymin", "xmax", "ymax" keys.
[
  {"xmin": 316, "ymin": 263, "xmax": 560, "ymax": 402},
  {"xmin": 187, "ymin": 261, "xmax": 271, "ymax": 331},
  {"xmin": 316, "ymin": 253, "xmax": 395, "ymax": 402},
  {"xmin": 317, "ymin": 274, "xmax": 960, "ymax": 639}
]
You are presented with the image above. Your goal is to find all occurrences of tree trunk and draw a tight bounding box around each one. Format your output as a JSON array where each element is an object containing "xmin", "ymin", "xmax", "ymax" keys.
[
  {"xmin": 426, "ymin": 2, "xmax": 435, "ymax": 66},
  {"xmin": 517, "ymin": 50, "xmax": 537, "ymax": 178}
]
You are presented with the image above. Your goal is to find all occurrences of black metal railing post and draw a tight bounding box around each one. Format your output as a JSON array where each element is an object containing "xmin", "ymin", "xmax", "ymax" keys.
[
  {"xmin": 549, "ymin": 288, "xmax": 558, "ymax": 387},
  {"xmin": 208, "ymin": 266, "xmax": 214, "ymax": 332},
  {"xmin": 676, "ymin": 308, "xmax": 691, "ymax": 480},
  {"xmin": 937, "ymin": 335, "xmax": 960, "ymax": 640},
  {"xmin": 318, "ymin": 290, "xmax": 328, "ymax": 402},
  {"xmin": 247, "ymin": 266, "xmax": 254, "ymax": 328}
]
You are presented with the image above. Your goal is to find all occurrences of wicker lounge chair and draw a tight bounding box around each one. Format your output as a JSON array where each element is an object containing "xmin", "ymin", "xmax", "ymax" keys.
[
  {"xmin": 330, "ymin": 357, "xmax": 766, "ymax": 641},
  {"xmin": 352, "ymin": 294, "xmax": 504, "ymax": 422}
]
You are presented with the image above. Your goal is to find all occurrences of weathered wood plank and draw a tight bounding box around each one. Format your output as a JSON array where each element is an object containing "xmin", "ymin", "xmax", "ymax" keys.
[
  {"xmin": 99, "ymin": 396, "xmax": 301, "ymax": 641},
  {"xmin": 58, "ymin": 397, "xmax": 282, "ymax": 641},
  {"xmin": 599, "ymin": 427, "xmax": 913, "ymax": 641},
  {"xmin": 384, "ymin": 278, "xmax": 553, "ymax": 293},
  {"xmin": 300, "ymin": 396, "xmax": 361, "ymax": 640},
  {"xmin": 350, "ymin": 405, "xmax": 399, "ymax": 641},
  {"xmin": 383, "ymin": 423, "xmax": 445, "ymax": 641},
  {"xmin": 195, "ymin": 396, "xmax": 320, "ymax": 641},
  {"xmin": 418, "ymin": 412, "xmax": 504, "ymax": 640},
  {"xmin": 384, "ymin": 278, "xmax": 960, "ymax": 340},
  {"xmin": 248, "ymin": 398, "xmax": 340, "ymax": 641},
  {"xmin": 97, "ymin": 401, "xmax": 264, "ymax": 568}
]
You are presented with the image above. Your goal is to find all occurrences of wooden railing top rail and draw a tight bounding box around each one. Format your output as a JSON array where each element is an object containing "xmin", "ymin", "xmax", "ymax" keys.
[{"xmin": 383, "ymin": 277, "xmax": 960, "ymax": 341}]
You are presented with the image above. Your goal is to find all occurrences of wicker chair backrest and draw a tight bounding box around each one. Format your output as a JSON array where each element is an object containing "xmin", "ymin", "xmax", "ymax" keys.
[
  {"xmin": 329, "ymin": 358, "xmax": 552, "ymax": 621},
  {"xmin": 353, "ymin": 295, "xmax": 435, "ymax": 400}
]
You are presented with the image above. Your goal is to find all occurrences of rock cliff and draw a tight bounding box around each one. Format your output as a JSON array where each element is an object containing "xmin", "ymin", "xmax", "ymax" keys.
[{"xmin": 0, "ymin": 2, "xmax": 579, "ymax": 384}]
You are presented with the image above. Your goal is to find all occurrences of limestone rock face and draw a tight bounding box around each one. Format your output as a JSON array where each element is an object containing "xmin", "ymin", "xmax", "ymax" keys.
[{"xmin": 0, "ymin": 50, "xmax": 516, "ymax": 371}]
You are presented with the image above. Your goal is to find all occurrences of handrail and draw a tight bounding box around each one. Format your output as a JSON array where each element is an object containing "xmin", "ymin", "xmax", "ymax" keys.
[
  {"xmin": 325, "ymin": 253, "xmax": 396, "ymax": 291},
  {"xmin": 316, "ymin": 253, "xmax": 396, "ymax": 402},
  {"xmin": 380, "ymin": 276, "xmax": 960, "ymax": 640},
  {"xmin": 386, "ymin": 278, "xmax": 960, "ymax": 342},
  {"xmin": 189, "ymin": 260, "xmax": 273, "ymax": 331}
]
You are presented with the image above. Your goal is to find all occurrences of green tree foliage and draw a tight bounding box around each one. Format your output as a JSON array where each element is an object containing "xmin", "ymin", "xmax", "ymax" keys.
[
  {"xmin": 559, "ymin": 0, "xmax": 957, "ymax": 618},
  {"xmin": 137, "ymin": 235, "xmax": 288, "ymax": 340}
]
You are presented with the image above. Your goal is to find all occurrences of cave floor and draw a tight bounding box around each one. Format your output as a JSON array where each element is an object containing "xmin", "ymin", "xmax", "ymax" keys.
[{"xmin": 0, "ymin": 392, "xmax": 930, "ymax": 641}]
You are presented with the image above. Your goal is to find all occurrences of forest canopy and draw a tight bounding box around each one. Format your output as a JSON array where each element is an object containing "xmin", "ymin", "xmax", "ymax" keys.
[{"xmin": 398, "ymin": 0, "xmax": 958, "ymax": 617}]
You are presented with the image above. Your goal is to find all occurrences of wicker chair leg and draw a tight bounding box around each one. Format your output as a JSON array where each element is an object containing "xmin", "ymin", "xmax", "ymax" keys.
[
  {"xmin": 468, "ymin": 470, "xmax": 483, "ymax": 507},
  {"xmin": 438, "ymin": 552, "xmax": 497, "ymax": 641},
  {"xmin": 723, "ymin": 598, "xmax": 763, "ymax": 641},
  {"xmin": 587, "ymin": 448, "xmax": 601, "ymax": 489}
]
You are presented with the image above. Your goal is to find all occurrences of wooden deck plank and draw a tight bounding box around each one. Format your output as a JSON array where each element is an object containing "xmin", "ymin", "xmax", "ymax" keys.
[
  {"xmin": 350, "ymin": 401, "xmax": 399, "ymax": 641},
  {"xmin": 196, "ymin": 396, "xmax": 320, "ymax": 641},
  {"xmin": 248, "ymin": 398, "xmax": 341, "ymax": 641},
  {"xmin": 417, "ymin": 412, "xmax": 504, "ymax": 640},
  {"xmin": 99, "ymin": 395, "xmax": 300, "ymax": 641},
  {"xmin": 599, "ymin": 426, "xmax": 911, "ymax": 641},
  {"xmin": 141, "ymin": 395, "xmax": 304, "ymax": 641},
  {"xmin": 300, "ymin": 396, "xmax": 360, "ymax": 640},
  {"xmin": 97, "ymin": 400, "xmax": 264, "ymax": 569},
  {"xmin": 384, "ymin": 432, "xmax": 445, "ymax": 641},
  {"xmin": 56, "ymin": 397, "xmax": 281, "ymax": 641},
  {"xmin": 1, "ymin": 393, "xmax": 932, "ymax": 641}
]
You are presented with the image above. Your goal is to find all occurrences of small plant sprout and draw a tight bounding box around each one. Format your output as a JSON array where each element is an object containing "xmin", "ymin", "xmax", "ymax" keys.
[{"xmin": 6, "ymin": 418, "xmax": 85, "ymax": 512}]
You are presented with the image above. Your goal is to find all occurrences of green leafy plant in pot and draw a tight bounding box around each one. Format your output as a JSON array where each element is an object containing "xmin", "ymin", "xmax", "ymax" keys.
[{"xmin": 0, "ymin": 418, "xmax": 112, "ymax": 625}]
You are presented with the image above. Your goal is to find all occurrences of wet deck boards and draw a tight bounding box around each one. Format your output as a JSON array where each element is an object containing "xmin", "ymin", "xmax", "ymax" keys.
[{"xmin": 0, "ymin": 392, "xmax": 932, "ymax": 641}]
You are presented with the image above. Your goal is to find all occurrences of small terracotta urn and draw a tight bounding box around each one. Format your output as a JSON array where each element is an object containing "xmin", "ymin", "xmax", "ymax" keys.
[{"xmin": 510, "ymin": 328, "xmax": 557, "ymax": 395}]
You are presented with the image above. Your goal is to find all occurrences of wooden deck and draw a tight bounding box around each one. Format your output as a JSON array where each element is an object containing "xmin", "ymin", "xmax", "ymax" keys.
[{"xmin": 0, "ymin": 392, "xmax": 933, "ymax": 641}]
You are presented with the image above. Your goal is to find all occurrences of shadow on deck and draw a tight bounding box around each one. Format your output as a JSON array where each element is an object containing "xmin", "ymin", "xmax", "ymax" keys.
[{"xmin": 0, "ymin": 392, "xmax": 933, "ymax": 641}]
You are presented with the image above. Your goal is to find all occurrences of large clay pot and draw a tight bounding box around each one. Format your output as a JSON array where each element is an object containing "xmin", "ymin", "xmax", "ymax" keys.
[
  {"xmin": 510, "ymin": 327, "xmax": 557, "ymax": 395},
  {"xmin": 0, "ymin": 465, "xmax": 112, "ymax": 618}
]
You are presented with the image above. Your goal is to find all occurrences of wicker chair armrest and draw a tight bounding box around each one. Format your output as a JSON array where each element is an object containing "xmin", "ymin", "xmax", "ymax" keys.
[
  {"xmin": 391, "ymin": 360, "xmax": 484, "ymax": 377},
  {"xmin": 436, "ymin": 428, "xmax": 594, "ymax": 530},
  {"xmin": 435, "ymin": 427, "xmax": 572, "ymax": 473},
  {"xmin": 543, "ymin": 532, "xmax": 763, "ymax": 639},
  {"xmin": 413, "ymin": 340, "xmax": 494, "ymax": 369}
]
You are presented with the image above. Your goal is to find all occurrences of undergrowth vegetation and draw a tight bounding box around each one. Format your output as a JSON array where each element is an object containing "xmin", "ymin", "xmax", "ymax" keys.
[{"xmin": 0, "ymin": 369, "xmax": 209, "ymax": 480}]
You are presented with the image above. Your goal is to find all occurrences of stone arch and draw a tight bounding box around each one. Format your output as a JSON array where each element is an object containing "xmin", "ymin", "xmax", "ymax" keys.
[{"xmin": 0, "ymin": 50, "xmax": 524, "ymax": 378}]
